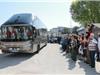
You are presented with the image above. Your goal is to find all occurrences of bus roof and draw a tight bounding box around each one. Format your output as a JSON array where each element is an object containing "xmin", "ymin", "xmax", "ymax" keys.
[
  {"xmin": 1, "ymin": 13, "xmax": 47, "ymax": 29},
  {"xmin": 2, "ymin": 13, "xmax": 33, "ymax": 25},
  {"xmin": 32, "ymin": 16, "xmax": 47, "ymax": 29}
]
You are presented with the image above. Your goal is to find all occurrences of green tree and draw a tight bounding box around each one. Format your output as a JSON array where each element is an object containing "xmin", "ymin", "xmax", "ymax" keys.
[{"xmin": 70, "ymin": 0, "xmax": 100, "ymax": 27}]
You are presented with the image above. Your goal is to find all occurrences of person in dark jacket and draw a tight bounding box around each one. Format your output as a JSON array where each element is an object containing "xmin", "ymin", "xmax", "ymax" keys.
[
  {"xmin": 57, "ymin": 36, "xmax": 61, "ymax": 44},
  {"xmin": 70, "ymin": 35, "xmax": 78, "ymax": 61},
  {"xmin": 62, "ymin": 36, "xmax": 68, "ymax": 53}
]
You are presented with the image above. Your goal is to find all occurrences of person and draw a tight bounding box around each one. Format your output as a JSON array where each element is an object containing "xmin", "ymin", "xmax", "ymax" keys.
[
  {"xmin": 85, "ymin": 25, "xmax": 94, "ymax": 64},
  {"xmin": 70, "ymin": 34, "xmax": 78, "ymax": 61},
  {"xmin": 83, "ymin": 36, "xmax": 89, "ymax": 63},
  {"xmin": 11, "ymin": 27, "xmax": 17, "ymax": 40},
  {"xmin": 57, "ymin": 36, "xmax": 61, "ymax": 44},
  {"xmin": 6, "ymin": 27, "xmax": 11, "ymax": 40},
  {"xmin": 67, "ymin": 35, "xmax": 71, "ymax": 53},
  {"xmin": 76, "ymin": 35, "xmax": 80, "ymax": 55},
  {"xmin": 62, "ymin": 36, "xmax": 68, "ymax": 53},
  {"xmin": 97, "ymin": 33, "xmax": 100, "ymax": 61},
  {"xmin": 78, "ymin": 34, "xmax": 84, "ymax": 60},
  {"xmin": 23, "ymin": 28, "xmax": 28, "ymax": 40},
  {"xmin": 84, "ymin": 35, "xmax": 90, "ymax": 64},
  {"xmin": 2, "ymin": 29, "xmax": 6, "ymax": 40},
  {"xmin": 27, "ymin": 27, "xmax": 32, "ymax": 39},
  {"xmin": 16, "ymin": 28, "xmax": 21, "ymax": 40},
  {"xmin": 60, "ymin": 36, "xmax": 64, "ymax": 49},
  {"xmin": 20, "ymin": 27, "xmax": 24, "ymax": 40},
  {"xmin": 88, "ymin": 33, "xmax": 98, "ymax": 68}
]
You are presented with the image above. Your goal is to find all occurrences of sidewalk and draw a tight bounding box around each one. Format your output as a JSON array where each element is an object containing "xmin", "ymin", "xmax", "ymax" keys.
[{"xmin": 96, "ymin": 61, "xmax": 100, "ymax": 73}]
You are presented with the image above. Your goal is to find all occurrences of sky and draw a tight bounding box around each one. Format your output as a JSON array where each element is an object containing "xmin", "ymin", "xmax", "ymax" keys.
[{"xmin": 0, "ymin": 0, "xmax": 80, "ymax": 30}]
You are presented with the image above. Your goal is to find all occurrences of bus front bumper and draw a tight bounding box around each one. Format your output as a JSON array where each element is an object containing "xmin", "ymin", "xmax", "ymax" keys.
[{"xmin": 1, "ymin": 46, "xmax": 32, "ymax": 53}]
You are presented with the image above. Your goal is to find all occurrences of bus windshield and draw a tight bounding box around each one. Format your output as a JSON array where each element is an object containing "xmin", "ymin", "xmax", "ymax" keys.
[{"xmin": 1, "ymin": 26, "xmax": 33, "ymax": 42}]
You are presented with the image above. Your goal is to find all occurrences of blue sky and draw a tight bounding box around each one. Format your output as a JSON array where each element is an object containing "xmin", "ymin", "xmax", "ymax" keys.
[{"xmin": 0, "ymin": 0, "xmax": 80, "ymax": 30}]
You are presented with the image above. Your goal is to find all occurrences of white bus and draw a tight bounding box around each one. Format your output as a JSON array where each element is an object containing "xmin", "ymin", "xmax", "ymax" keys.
[{"xmin": 0, "ymin": 13, "xmax": 47, "ymax": 53}]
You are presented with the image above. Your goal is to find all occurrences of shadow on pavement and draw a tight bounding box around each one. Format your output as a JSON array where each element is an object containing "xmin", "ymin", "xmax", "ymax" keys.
[
  {"xmin": 0, "ymin": 53, "xmax": 36, "ymax": 69},
  {"xmin": 64, "ymin": 53, "xmax": 76, "ymax": 70},
  {"xmin": 78, "ymin": 61, "xmax": 100, "ymax": 75},
  {"xmin": 65, "ymin": 53, "xmax": 100, "ymax": 75},
  {"xmin": 67, "ymin": 58, "xmax": 76, "ymax": 70}
]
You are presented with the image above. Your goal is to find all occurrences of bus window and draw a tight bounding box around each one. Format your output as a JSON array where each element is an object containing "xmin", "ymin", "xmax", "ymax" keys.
[
  {"xmin": 6, "ymin": 27, "xmax": 12, "ymax": 39},
  {"xmin": 1, "ymin": 26, "xmax": 33, "ymax": 41},
  {"xmin": 27, "ymin": 28, "xmax": 32, "ymax": 39}
]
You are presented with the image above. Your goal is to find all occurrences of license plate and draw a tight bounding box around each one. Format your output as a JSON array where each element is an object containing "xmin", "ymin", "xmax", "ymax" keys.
[{"xmin": 9, "ymin": 48, "xmax": 18, "ymax": 52}]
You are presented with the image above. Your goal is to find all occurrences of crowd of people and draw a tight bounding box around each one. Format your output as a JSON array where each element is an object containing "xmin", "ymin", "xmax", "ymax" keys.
[{"xmin": 60, "ymin": 25, "xmax": 100, "ymax": 68}]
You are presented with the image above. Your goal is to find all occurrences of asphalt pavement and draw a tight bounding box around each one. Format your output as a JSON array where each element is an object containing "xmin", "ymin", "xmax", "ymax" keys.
[{"xmin": 0, "ymin": 44, "xmax": 100, "ymax": 74}]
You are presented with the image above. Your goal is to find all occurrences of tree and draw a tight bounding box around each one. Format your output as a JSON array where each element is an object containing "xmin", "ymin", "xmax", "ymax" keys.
[{"xmin": 70, "ymin": 0, "xmax": 100, "ymax": 27}]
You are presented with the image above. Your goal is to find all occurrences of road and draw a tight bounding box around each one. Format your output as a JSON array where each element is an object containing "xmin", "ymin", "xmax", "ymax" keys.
[{"xmin": 0, "ymin": 43, "xmax": 100, "ymax": 74}]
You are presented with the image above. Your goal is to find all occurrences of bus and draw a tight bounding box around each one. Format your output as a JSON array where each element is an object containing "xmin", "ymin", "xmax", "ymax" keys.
[{"xmin": 0, "ymin": 13, "xmax": 48, "ymax": 53}]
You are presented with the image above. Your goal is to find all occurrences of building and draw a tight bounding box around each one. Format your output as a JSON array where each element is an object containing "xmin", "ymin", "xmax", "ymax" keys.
[{"xmin": 49, "ymin": 27, "xmax": 69, "ymax": 37}]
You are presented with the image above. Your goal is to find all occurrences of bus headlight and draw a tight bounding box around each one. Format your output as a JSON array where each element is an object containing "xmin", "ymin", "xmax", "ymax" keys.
[{"xmin": 17, "ymin": 48, "xmax": 20, "ymax": 50}]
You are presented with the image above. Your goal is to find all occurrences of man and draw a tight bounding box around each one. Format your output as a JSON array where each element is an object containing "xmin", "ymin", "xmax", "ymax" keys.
[
  {"xmin": 88, "ymin": 33, "xmax": 98, "ymax": 68},
  {"xmin": 70, "ymin": 35, "xmax": 78, "ymax": 61},
  {"xmin": 6, "ymin": 27, "xmax": 11, "ymax": 39},
  {"xmin": 62, "ymin": 36, "xmax": 68, "ymax": 53}
]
